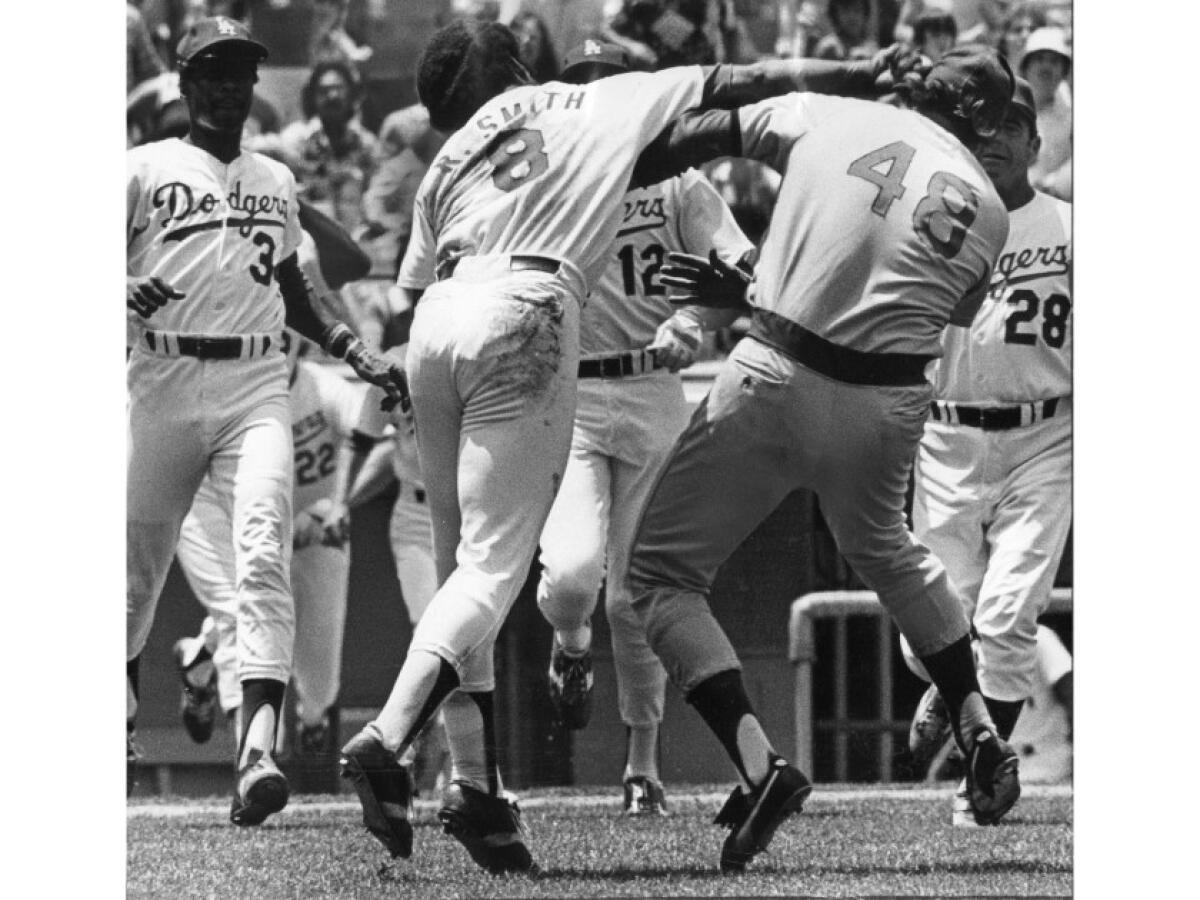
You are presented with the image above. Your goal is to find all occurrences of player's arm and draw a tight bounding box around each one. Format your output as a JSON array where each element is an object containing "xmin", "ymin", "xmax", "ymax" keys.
[
  {"xmin": 276, "ymin": 254, "xmax": 409, "ymax": 411},
  {"xmin": 659, "ymin": 250, "xmax": 754, "ymax": 314},
  {"xmin": 298, "ymin": 200, "xmax": 371, "ymax": 290}
]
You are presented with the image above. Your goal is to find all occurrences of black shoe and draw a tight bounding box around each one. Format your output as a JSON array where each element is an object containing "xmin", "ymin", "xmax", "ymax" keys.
[
  {"xmin": 230, "ymin": 750, "xmax": 290, "ymax": 826},
  {"xmin": 339, "ymin": 729, "xmax": 414, "ymax": 858},
  {"xmin": 714, "ymin": 756, "xmax": 812, "ymax": 873},
  {"xmin": 438, "ymin": 780, "xmax": 537, "ymax": 875},
  {"xmin": 547, "ymin": 638, "xmax": 593, "ymax": 730},
  {"xmin": 173, "ymin": 638, "xmax": 218, "ymax": 744},
  {"xmin": 623, "ymin": 776, "xmax": 669, "ymax": 816},
  {"xmin": 963, "ymin": 727, "xmax": 1021, "ymax": 825}
]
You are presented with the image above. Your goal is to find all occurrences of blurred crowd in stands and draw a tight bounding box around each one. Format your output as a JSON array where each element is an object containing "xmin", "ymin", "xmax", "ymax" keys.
[{"xmin": 128, "ymin": 0, "xmax": 1073, "ymax": 350}]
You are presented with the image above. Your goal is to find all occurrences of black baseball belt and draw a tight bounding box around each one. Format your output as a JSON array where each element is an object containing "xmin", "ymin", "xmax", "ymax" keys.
[
  {"xmin": 578, "ymin": 349, "xmax": 665, "ymax": 379},
  {"xmin": 748, "ymin": 308, "xmax": 933, "ymax": 387},
  {"xmin": 929, "ymin": 398, "xmax": 1064, "ymax": 431},
  {"xmin": 435, "ymin": 254, "xmax": 562, "ymax": 282},
  {"xmin": 142, "ymin": 330, "xmax": 274, "ymax": 360}
]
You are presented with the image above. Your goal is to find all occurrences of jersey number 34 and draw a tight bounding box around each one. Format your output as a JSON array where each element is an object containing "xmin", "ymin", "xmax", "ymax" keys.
[{"xmin": 847, "ymin": 141, "xmax": 978, "ymax": 259}]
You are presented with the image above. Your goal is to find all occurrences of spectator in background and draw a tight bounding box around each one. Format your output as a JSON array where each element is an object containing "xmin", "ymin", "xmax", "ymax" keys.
[
  {"xmin": 510, "ymin": 9, "xmax": 560, "ymax": 82},
  {"xmin": 814, "ymin": 0, "xmax": 877, "ymax": 61},
  {"xmin": 912, "ymin": 9, "xmax": 957, "ymax": 60},
  {"xmin": 995, "ymin": 1, "xmax": 1048, "ymax": 68},
  {"xmin": 127, "ymin": 1, "xmax": 166, "ymax": 94},
  {"xmin": 311, "ymin": 0, "xmax": 374, "ymax": 66},
  {"xmin": 604, "ymin": 0, "xmax": 719, "ymax": 70},
  {"xmin": 895, "ymin": 0, "xmax": 1005, "ymax": 46},
  {"xmin": 354, "ymin": 105, "xmax": 447, "ymax": 348},
  {"xmin": 1021, "ymin": 26, "xmax": 1071, "ymax": 200}
]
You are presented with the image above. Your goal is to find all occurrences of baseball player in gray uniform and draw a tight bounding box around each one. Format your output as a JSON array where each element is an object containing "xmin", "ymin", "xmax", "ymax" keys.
[
  {"xmin": 126, "ymin": 16, "xmax": 406, "ymax": 825},
  {"xmin": 625, "ymin": 47, "xmax": 1024, "ymax": 869},
  {"xmin": 336, "ymin": 18, "xmax": 918, "ymax": 873},
  {"xmin": 900, "ymin": 78, "xmax": 1072, "ymax": 826},
  {"xmin": 537, "ymin": 41, "xmax": 755, "ymax": 818}
]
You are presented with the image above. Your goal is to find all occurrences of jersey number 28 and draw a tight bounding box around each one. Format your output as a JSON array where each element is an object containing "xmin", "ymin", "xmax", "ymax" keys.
[{"xmin": 847, "ymin": 141, "xmax": 978, "ymax": 259}]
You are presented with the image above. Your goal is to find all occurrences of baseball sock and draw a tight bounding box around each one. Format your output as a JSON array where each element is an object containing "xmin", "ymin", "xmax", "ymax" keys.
[
  {"xmin": 373, "ymin": 651, "xmax": 460, "ymax": 755},
  {"xmin": 917, "ymin": 636, "xmax": 994, "ymax": 749},
  {"xmin": 238, "ymin": 678, "xmax": 285, "ymax": 768},
  {"xmin": 442, "ymin": 690, "xmax": 504, "ymax": 795},
  {"xmin": 686, "ymin": 669, "xmax": 773, "ymax": 790},
  {"xmin": 983, "ymin": 697, "xmax": 1025, "ymax": 741},
  {"xmin": 624, "ymin": 724, "xmax": 661, "ymax": 781}
]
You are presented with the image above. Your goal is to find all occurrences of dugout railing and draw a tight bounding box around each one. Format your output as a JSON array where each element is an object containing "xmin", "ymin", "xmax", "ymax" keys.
[{"xmin": 788, "ymin": 587, "xmax": 1073, "ymax": 781}]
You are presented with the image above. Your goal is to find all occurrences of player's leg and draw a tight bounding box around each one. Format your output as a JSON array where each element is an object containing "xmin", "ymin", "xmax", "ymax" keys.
[
  {"xmin": 290, "ymin": 543, "xmax": 351, "ymax": 761},
  {"xmin": 211, "ymin": 376, "xmax": 295, "ymax": 826},
  {"xmin": 629, "ymin": 341, "xmax": 813, "ymax": 870},
  {"xmin": 974, "ymin": 419, "xmax": 1072, "ymax": 735},
  {"xmin": 606, "ymin": 374, "xmax": 691, "ymax": 813},
  {"xmin": 536, "ymin": 429, "xmax": 610, "ymax": 729},
  {"xmin": 813, "ymin": 377, "xmax": 1017, "ymax": 824}
]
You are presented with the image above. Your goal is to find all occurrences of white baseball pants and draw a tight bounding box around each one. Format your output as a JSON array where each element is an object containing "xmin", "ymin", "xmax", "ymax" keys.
[
  {"xmin": 538, "ymin": 373, "xmax": 690, "ymax": 727},
  {"xmin": 405, "ymin": 257, "xmax": 580, "ymax": 692},
  {"xmin": 901, "ymin": 407, "xmax": 1073, "ymax": 701},
  {"xmin": 629, "ymin": 337, "xmax": 971, "ymax": 694},
  {"xmin": 127, "ymin": 350, "xmax": 294, "ymax": 689}
]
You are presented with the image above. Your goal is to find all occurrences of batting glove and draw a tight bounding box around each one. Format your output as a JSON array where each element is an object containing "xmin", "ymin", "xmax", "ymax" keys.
[
  {"xmin": 325, "ymin": 324, "xmax": 411, "ymax": 413},
  {"xmin": 648, "ymin": 310, "xmax": 703, "ymax": 373},
  {"xmin": 660, "ymin": 250, "xmax": 752, "ymax": 312},
  {"xmin": 127, "ymin": 275, "xmax": 185, "ymax": 320}
]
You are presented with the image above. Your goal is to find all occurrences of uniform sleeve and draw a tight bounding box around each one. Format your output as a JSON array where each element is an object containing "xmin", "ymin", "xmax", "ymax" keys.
[
  {"xmin": 396, "ymin": 192, "xmax": 437, "ymax": 290},
  {"xmin": 738, "ymin": 94, "xmax": 822, "ymax": 174},
  {"xmin": 676, "ymin": 169, "xmax": 756, "ymax": 266},
  {"xmin": 324, "ymin": 369, "xmax": 371, "ymax": 438},
  {"xmin": 593, "ymin": 68, "xmax": 707, "ymax": 151},
  {"xmin": 280, "ymin": 169, "xmax": 304, "ymax": 261},
  {"xmin": 126, "ymin": 155, "xmax": 148, "ymax": 250}
]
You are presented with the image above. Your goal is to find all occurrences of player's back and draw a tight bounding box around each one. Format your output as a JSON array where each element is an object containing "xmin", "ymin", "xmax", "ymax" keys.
[
  {"xmin": 744, "ymin": 94, "xmax": 1008, "ymax": 357},
  {"xmin": 414, "ymin": 68, "xmax": 703, "ymax": 293}
]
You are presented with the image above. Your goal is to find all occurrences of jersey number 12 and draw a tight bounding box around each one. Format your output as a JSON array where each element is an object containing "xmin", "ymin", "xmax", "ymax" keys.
[{"xmin": 847, "ymin": 141, "xmax": 978, "ymax": 259}]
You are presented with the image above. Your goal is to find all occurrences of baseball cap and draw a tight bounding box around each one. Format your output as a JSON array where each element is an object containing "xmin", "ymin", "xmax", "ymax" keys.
[
  {"xmin": 559, "ymin": 40, "xmax": 631, "ymax": 84},
  {"xmin": 176, "ymin": 16, "xmax": 268, "ymax": 65},
  {"xmin": 924, "ymin": 45, "xmax": 1015, "ymax": 137},
  {"xmin": 1019, "ymin": 27, "xmax": 1071, "ymax": 76},
  {"xmin": 1008, "ymin": 77, "xmax": 1038, "ymax": 133}
]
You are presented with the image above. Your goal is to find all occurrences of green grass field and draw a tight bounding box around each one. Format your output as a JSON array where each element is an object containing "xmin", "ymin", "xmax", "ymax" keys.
[{"xmin": 126, "ymin": 783, "xmax": 1072, "ymax": 898}]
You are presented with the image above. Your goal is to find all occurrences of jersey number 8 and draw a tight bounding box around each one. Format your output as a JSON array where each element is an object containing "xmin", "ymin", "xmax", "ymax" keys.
[
  {"xmin": 488, "ymin": 128, "xmax": 550, "ymax": 192},
  {"xmin": 847, "ymin": 141, "xmax": 978, "ymax": 259}
]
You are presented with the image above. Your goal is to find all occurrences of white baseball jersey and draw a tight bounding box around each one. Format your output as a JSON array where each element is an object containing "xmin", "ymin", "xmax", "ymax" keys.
[
  {"xmin": 397, "ymin": 68, "xmax": 706, "ymax": 293},
  {"xmin": 739, "ymin": 94, "xmax": 1009, "ymax": 356},
  {"xmin": 290, "ymin": 360, "xmax": 375, "ymax": 512},
  {"xmin": 127, "ymin": 138, "xmax": 302, "ymax": 335},
  {"xmin": 931, "ymin": 191, "xmax": 1071, "ymax": 403},
  {"xmin": 582, "ymin": 170, "xmax": 754, "ymax": 356}
]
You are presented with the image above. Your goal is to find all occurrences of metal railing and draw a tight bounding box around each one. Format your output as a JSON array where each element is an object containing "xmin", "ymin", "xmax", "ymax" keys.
[{"xmin": 788, "ymin": 588, "xmax": 1073, "ymax": 780}]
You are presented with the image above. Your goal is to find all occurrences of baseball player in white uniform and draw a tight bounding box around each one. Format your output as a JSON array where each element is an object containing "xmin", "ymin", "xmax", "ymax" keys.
[
  {"xmin": 173, "ymin": 328, "xmax": 379, "ymax": 761},
  {"xmin": 625, "ymin": 47, "xmax": 1023, "ymax": 869},
  {"xmin": 536, "ymin": 41, "xmax": 756, "ymax": 818},
  {"xmin": 900, "ymin": 77, "xmax": 1072, "ymax": 824},
  {"xmin": 126, "ymin": 16, "xmax": 406, "ymax": 826},
  {"xmin": 337, "ymin": 18, "xmax": 907, "ymax": 874}
]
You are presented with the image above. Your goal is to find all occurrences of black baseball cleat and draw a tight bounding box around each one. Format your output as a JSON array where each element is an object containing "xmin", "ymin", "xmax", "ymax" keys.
[
  {"xmin": 438, "ymin": 780, "xmax": 537, "ymax": 875},
  {"xmin": 623, "ymin": 775, "xmax": 669, "ymax": 816},
  {"xmin": 547, "ymin": 637, "xmax": 593, "ymax": 730},
  {"xmin": 173, "ymin": 638, "xmax": 218, "ymax": 744},
  {"xmin": 714, "ymin": 756, "xmax": 812, "ymax": 873},
  {"xmin": 339, "ymin": 729, "xmax": 414, "ymax": 858},
  {"xmin": 963, "ymin": 727, "xmax": 1021, "ymax": 825},
  {"xmin": 230, "ymin": 751, "xmax": 290, "ymax": 826}
]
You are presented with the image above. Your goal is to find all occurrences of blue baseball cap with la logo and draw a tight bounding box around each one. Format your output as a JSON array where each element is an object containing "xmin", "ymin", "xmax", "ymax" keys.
[
  {"xmin": 559, "ymin": 40, "xmax": 631, "ymax": 84},
  {"xmin": 176, "ymin": 16, "xmax": 268, "ymax": 65}
]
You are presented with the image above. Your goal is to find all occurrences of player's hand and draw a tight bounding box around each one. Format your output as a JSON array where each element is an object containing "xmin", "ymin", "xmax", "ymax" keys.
[
  {"xmin": 346, "ymin": 342, "xmax": 411, "ymax": 413},
  {"xmin": 320, "ymin": 502, "xmax": 350, "ymax": 549},
  {"xmin": 661, "ymin": 250, "xmax": 752, "ymax": 312},
  {"xmin": 293, "ymin": 508, "xmax": 326, "ymax": 550},
  {"xmin": 647, "ymin": 311, "xmax": 703, "ymax": 373},
  {"xmin": 127, "ymin": 276, "xmax": 185, "ymax": 319},
  {"xmin": 870, "ymin": 42, "xmax": 931, "ymax": 95}
]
